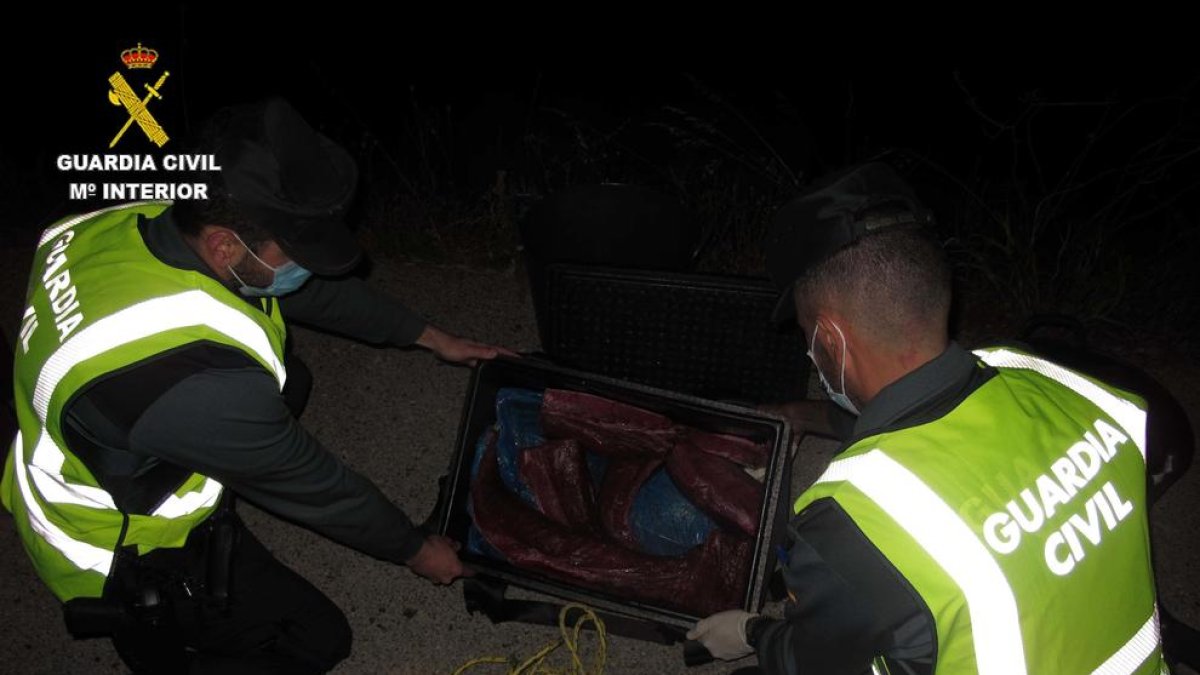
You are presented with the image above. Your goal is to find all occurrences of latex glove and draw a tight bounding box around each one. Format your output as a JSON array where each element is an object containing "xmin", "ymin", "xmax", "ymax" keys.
[
  {"xmin": 405, "ymin": 535, "xmax": 474, "ymax": 585},
  {"xmin": 687, "ymin": 609, "xmax": 757, "ymax": 661}
]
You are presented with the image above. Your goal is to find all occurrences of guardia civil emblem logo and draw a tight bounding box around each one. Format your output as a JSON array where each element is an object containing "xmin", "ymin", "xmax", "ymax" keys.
[{"xmin": 107, "ymin": 43, "xmax": 170, "ymax": 148}]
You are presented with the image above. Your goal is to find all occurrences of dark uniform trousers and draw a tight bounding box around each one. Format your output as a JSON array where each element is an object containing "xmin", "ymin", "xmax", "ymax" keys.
[{"xmin": 105, "ymin": 354, "xmax": 352, "ymax": 674}]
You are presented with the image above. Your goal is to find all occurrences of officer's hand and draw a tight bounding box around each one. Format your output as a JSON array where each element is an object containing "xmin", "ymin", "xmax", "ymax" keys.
[
  {"xmin": 687, "ymin": 609, "xmax": 757, "ymax": 661},
  {"xmin": 417, "ymin": 325, "xmax": 520, "ymax": 366},
  {"xmin": 406, "ymin": 535, "xmax": 474, "ymax": 585}
]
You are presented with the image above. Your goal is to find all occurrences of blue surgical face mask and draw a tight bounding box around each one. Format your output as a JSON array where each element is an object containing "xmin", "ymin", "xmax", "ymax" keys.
[
  {"xmin": 227, "ymin": 234, "xmax": 313, "ymax": 297},
  {"xmin": 806, "ymin": 322, "xmax": 861, "ymax": 416}
]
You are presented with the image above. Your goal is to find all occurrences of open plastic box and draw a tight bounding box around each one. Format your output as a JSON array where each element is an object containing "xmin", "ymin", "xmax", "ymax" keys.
[
  {"xmin": 436, "ymin": 356, "xmax": 793, "ymax": 633},
  {"xmin": 434, "ymin": 262, "xmax": 806, "ymax": 645}
]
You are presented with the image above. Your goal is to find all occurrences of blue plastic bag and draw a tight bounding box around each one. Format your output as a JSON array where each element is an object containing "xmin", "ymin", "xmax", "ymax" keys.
[
  {"xmin": 630, "ymin": 468, "xmax": 716, "ymax": 556},
  {"xmin": 471, "ymin": 387, "xmax": 716, "ymax": 560},
  {"xmin": 494, "ymin": 388, "xmax": 544, "ymax": 506},
  {"xmin": 466, "ymin": 424, "xmax": 507, "ymax": 560},
  {"xmin": 467, "ymin": 387, "xmax": 546, "ymax": 558}
]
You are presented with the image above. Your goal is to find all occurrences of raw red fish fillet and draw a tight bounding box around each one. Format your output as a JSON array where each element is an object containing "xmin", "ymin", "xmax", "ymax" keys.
[
  {"xmin": 596, "ymin": 458, "xmax": 663, "ymax": 548},
  {"xmin": 540, "ymin": 388, "xmax": 677, "ymax": 457},
  {"xmin": 666, "ymin": 437, "xmax": 763, "ymax": 537},
  {"xmin": 519, "ymin": 439, "xmax": 596, "ymax": 530},
  {"xmin": 682, "ymin": 428, "xmax": 769, "ymax": 468},
  {"xmin": 472, "ymin": 436, "xmax": 750, "ymax": 616}
]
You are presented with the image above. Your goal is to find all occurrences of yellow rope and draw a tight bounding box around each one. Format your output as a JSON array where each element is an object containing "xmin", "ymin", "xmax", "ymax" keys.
[{"xmin": 452, "ymin": 603, "xmax": 608, "ymax": 675}]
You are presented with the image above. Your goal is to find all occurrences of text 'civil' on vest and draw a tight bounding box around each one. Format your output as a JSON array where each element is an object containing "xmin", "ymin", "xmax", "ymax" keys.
[{"xmin": 982, "ymin": 418, "xmax": 1135, "ymax": 576}]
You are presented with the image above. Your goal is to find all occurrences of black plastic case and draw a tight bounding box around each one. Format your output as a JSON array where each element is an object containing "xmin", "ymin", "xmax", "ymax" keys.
[
  {"xmin": 541, "ymin": 263, "xmax": 808, "ymax": 405},
  {"xmin": 436, "ymin": 356, "xmax": 793, "ymax": 629}
]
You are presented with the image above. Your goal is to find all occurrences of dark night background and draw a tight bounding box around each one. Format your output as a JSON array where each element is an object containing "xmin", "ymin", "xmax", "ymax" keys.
[{"xmin": 3, "ymin": 10, "xmax": 1199, "ymax": 355}]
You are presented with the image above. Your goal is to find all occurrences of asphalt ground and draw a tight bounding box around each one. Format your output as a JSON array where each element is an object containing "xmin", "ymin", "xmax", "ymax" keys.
[{"xmin": 2, "ymin": 255, "xmax": 1197, "ymax": 674}]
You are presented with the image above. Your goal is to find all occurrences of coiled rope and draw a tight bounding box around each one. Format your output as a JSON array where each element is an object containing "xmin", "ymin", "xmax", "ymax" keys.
[{"xmin": 452, "ymin": 603, "xmax": 608, "ymax": 675}]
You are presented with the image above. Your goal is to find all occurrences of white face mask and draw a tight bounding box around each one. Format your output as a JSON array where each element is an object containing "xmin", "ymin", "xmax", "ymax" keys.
[{"xmin": 806, "ymin": 322, "xmax": 861, "ymax": 416}]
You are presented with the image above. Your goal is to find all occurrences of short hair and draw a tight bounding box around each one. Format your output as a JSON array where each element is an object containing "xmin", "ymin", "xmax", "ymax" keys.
[
  {"xmin": 170, "ymin": 108, "xmax": 272, "ymax": 250},
  {"xmin": 794, "ymin": 210, "xmax": 951, "ymax": 348}
]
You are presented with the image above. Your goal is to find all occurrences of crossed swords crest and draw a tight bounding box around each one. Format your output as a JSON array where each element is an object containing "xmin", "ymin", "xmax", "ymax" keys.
[{"xmin": 107, "ymin": 70, "xmax": 170, "ymax": 148}]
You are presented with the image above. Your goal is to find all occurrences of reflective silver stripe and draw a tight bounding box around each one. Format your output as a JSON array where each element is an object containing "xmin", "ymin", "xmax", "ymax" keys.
[
  {"xmin": 37, "ymin": 201, "xmax": 169, "ymax": 249},
  {"xmin": 9, "ymin": 430, "xmax": 114, "ymax": 575},
  {"xmin": 1091, "ymin": 608, "xmax": 1160, "ymax": 675},
  {"xmin": 34, "ymin": 290, "xmax": 286, "ymax": 420},
  {"xmin": 816, "ymin": 450, "xmax": 1027, "ymax": 675},
  {"xmin": 974, "ymin": 348, "xmax": 1147, "ymax": 460},
  {"xmin": 28, "ymin": 290, "xmax": 284, "ymax": 519},
  {"xmin": 152, "ymin": 476, "xmax": 223, "ymax": 518},
  {"xmin": 29, "ymin": 431, "xmax": 116, "ymax": 508}
]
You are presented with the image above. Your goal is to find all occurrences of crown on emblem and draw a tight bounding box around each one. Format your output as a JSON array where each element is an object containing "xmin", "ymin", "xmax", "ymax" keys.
[{"xmin": 121, "ymin": 43, "xmax": 158, "ymax": 69}]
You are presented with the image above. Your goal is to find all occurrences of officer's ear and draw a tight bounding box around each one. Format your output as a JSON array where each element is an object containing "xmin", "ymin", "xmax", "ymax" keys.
[
  {"xmin": 812, "ymin": 315, "xmax": 839, "ymax": 355},
  {"xmin": 815, "ymin": 313, "xmax": 860, "ymax": 368},
  {"xmin": 201, "ymin": 226, "xmax": 245, "ymax": 268}
]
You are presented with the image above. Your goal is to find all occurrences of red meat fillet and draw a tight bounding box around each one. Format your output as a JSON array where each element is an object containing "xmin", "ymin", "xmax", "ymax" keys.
[
  {"xmin": 666, "ymin": 437, "xmax": 764, "ymax": 537},
  {"xmin": 472, "ymin": 437, "xmax": 751, "ymax": 617},
  {"xmin": 540, "ymin": 388, "xmax": 677, "ymax": 457},
  {"xmin": 682, "ymin": 428, "xmax": 769, "ymax": 468},
  {"xmin": 596, "ymin": 458, "xmax": 662, "ymax": 548},
  {"xmin": 519, "ymin": 439, "xmax": 596, "ymax": 530}
]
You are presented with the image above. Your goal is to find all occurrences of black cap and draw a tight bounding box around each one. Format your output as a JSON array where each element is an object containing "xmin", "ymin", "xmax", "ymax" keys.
[
  {"xmin": 765, "ymin": 162, "xmax": 934, "ymax": 324},
  {"xmin": 215, "ymin": 97, "xmax": 361, "ymax": 275}
]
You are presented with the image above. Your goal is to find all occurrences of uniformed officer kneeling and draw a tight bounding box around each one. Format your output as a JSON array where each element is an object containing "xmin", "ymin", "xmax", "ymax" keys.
[
  {"xmin": 4, "ymin": 98, "xmax": 513, "ymax": 673},
  {"xmin": 688, "ymin": 162, "xmax": 1167, "ymax": 675}
]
